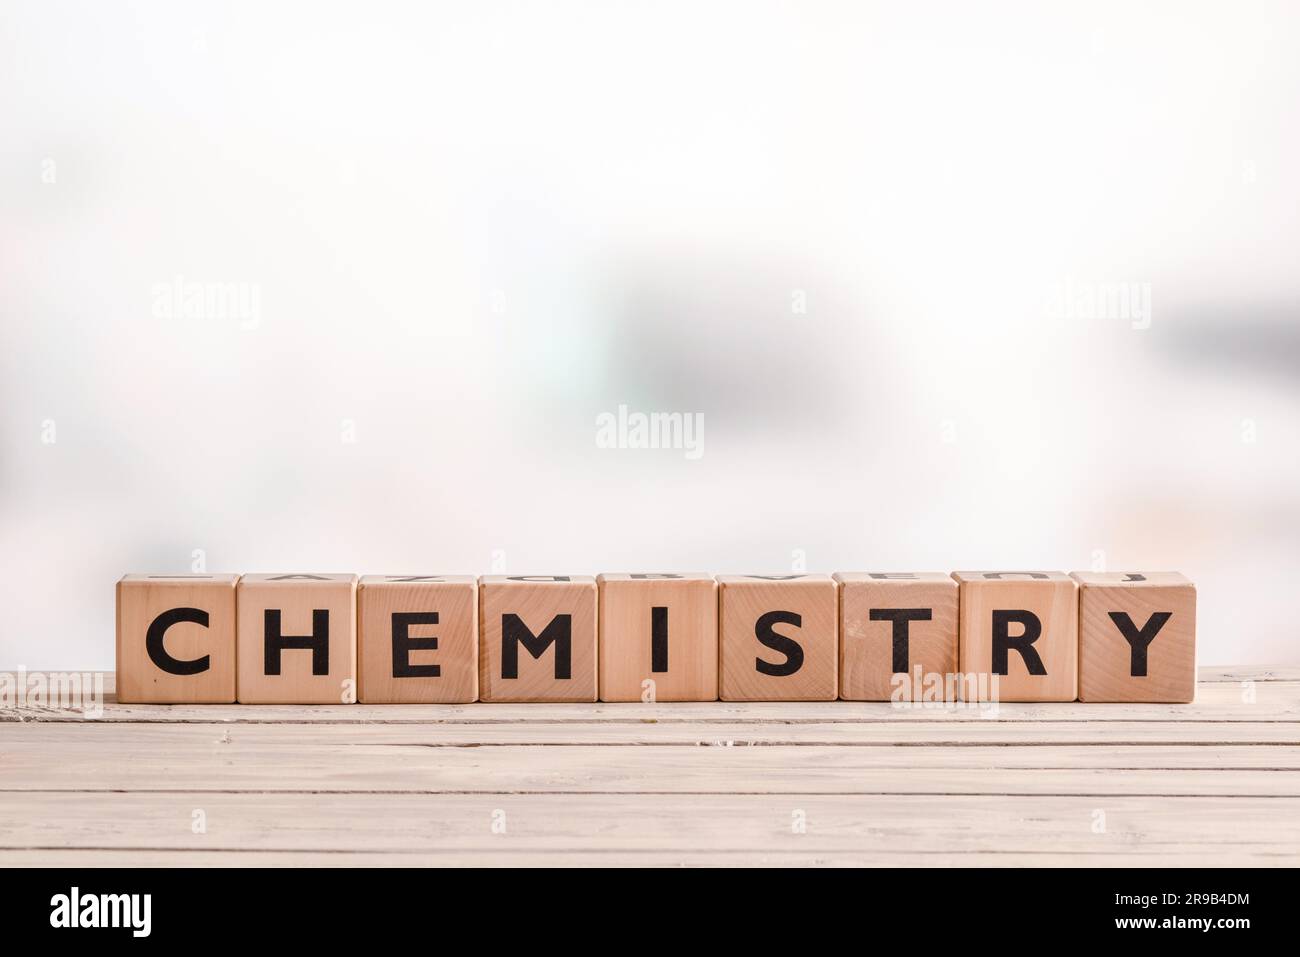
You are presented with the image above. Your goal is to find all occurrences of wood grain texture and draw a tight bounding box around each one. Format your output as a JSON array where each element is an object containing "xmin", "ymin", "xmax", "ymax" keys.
[
  {"xmin": 478, "ymin": 576, "xmax": 597, "ymax": 702},
  {"xmin": 836, "ymin": 573, "xmax": 958, "ymax": 701},
  {"xmin": 954, "ymin": 571, "xmax": 1078, "ymax": 702},
  {"xmin": 116, "ymin": 574, "xmax": 238, "ymax": 703},
  {"xmin": 1, "ymin": 666, "xmax": 1298, "ymax": 866},
  {"xmin": 236, "ymin": 574, "xmax": 357, "ymax": 704},
  {"xmin": 358, "ymin": 576, "xmax": 477, "ymax": 704},
  {"xmin": 597, "ymin": 573, "xmax": 717, "ymax": 702},
  {"xmin": 719, "ymin": 575, "xmax": 837, "ymax": 701},
  {"xmin": 1073, "ymin": 572, "xmax": 1196, "ymax": 703}
]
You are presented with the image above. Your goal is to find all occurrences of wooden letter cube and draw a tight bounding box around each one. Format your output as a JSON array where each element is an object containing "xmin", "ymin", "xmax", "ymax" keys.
[
  {"xmin": 598, "ymin": 573, "xmax": 718, "ymax": 702},
  {"xmin": 954, "ymin": 571, "xmax": 1078, "ymax": 702},
  {"xmin": 719, "ymin": 574, "xmax": 837, "ymax": 701},
  {"xmin": 1073, "ymin": 571, "xmax": 1196, "ymax": 703},
  {"xmin": 479, "ymin": 576, "xmax": 597, "ymax": 702},
  {"xmin": 835, "ymin": 572, "xmax": 958, "ymax": 701},
  {"xmin": 116, "ymin": 574, "xmax": 238, "ymax": 703},
  {"xmin": 358, "ymin": 575, "xmax": 478, "ymax": 703},
  {"xmin": 237, "ymin": 574, "xmax": 357, "ymax": 704}
]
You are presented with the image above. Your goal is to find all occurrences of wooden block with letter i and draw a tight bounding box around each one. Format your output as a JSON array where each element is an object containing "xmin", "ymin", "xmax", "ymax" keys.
[
  {"xmin": 835, "ymin": 572, "xmax": 958, "ymax": 701},
  {"xmin": 953, "ymin": 571, "xmax": 1078, "ymax": 702},
  {"xmin": 1072, "ymin": 571, "xmax": 1196, "ymax": 703},
  {"xmin": 479, "ymin": 576, "xmax": 597, "ymax": 702},
  {"xmin": 719, "ymin": 574, "xmax": 837, "ymax": 701},
  {"xmin": 358, "ymin": 575, "xmax": 478, "ymax": 703},
  {"xmin": 237, "ymin": 574, "xmax": 357, "ymax": 704},
  {"xmin": 116, "ymin": 574, "xmax": 238, "ymax": 703},
  {"xmin": 598, "ymin": 573, "xmax": 718, "ymax": 702}
]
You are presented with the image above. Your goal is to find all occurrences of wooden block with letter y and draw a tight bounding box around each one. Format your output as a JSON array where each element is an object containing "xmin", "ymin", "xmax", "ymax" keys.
[
  {"xmin": 1072, "ymin": 571, "xmax": 1196, "ymax": 702},
  {"xmin": 598, "ymin": 573, "xmax": 718, "ymax": 702},
  {"xmin": 835, "ymin": 572, "xmax": 958, "ymax": 701},
  {"xmin": 236, "ymin": 574, "xmax": 357, "ymax": 704},
  {"xmin": 954, "ymin": 571, "xmax": 1078, "ymax": 702},
  {"xmin": 718, "ymin": 574, "xmax": 837, "ymax": 701},
  {"xmin": 479, "ymin": 575, "xmax": 597, "ymax": 702},
  {"xmin": 116, "ymin": 574, "xmax": 238, "ymax": 703},
  {"xmin": 357, "ymin": 575, "xmax": 478, "ymax": 703}
]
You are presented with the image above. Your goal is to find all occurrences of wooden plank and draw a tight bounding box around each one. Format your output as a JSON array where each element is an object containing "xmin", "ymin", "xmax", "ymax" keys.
[
  {"xmin": 0, "ymin": 794, "xmax": 1296, "ymax": 866},
  {"xmin": 5, "ymin": 736, "xmax": 1300, "ymax": 794},
  {"xmin": 7, "ymin": 678, "xmax": 1298, "ymax": 723},
  {"xmin": 4, "ymin": 719, "xmax": 1300, "ymax": 746}
]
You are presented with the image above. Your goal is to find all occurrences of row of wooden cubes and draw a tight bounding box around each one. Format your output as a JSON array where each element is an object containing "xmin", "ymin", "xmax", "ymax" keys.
[{"xmin": 116, "ymin": 571, "xmax": 1196, "ymax": 704}]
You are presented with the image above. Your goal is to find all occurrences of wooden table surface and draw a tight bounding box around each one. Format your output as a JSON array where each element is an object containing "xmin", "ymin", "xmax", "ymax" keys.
[{"xmin": 2, "ymin": 666, "xmax": 1298, "ymax": 866}]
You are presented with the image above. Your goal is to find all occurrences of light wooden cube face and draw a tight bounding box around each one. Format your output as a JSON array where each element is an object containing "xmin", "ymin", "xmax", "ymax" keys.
[
  {"xmin": 479, "ymin": 576, "xmax": 597, "ymax": 702},
  {"xmin": 236, "ymin": 574, "xmax": 357, "ymax": 704},
  {"xmin": 718, "ymin": 575, "xmax": 838, "ymax": 701},
  {"xmin": 598, "ymin": 573, "xmax": 718, "ymax": 702},
  {"xmin": 954, "ymin": 571, "xmax": 1079, "ymax": 702},
  {"xmin": 116, "ymin": 574, "xmax": 238, "ymax": 703},
  {"xmin": 1073, "ymin": 571, "xmax": 1196, "ymax": 703},
  {"xmin": 357, "ymin": 575, "xmax": 478, "ymax": 704},
  {"xmin": 836, "ymin": 573, "xmax": 958, "ymax": 701}
]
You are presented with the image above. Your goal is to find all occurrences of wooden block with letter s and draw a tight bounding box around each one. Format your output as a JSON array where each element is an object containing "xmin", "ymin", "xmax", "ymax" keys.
[
  {"xmin": 1072, "ymin": 571, "xmax": 1196, "ymax": 702},
  {"xmin": 718, "ymin": 574, "xmax": 837, "ymax": 701},
  {"xmin": 357, "ymin": 575, "xmax": 478, "ymax": 703},
  {"xmin": 116, "ymin": 574, "xmax": 238, "ymax": 703},
  {"xmin": 479, "ymin": 575, "xmax": 598, "ymax": 702},
  {"xmin": 836, "ymin": 572, "xmax": 958, "ymax": 701},
  {"xmin": 236, "ymin": 574, "xmax": 357, "ymax": 704},
  {"xmin": 598, "ymin": 573, "xmax": 718, "ymax": 702},
  {"xmin": 953, "ymin": 571, "xmax": 1078, "ymax": 702}
]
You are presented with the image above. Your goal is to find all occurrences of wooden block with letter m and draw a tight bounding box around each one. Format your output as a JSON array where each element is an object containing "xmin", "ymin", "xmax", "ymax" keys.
[{"xmin": 479, "ymin": 576, "xmax": 597, "ymax": 702}]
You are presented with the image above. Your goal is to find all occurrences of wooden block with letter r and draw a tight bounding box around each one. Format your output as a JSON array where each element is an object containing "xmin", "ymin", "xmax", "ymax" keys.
[
  {"xmin": 236, "ymin": 574, "xmax": 357, "ymax": 704},
  {"xmin": 954, "ymin": 571, "xmax": 1078, "ymax": 702},
  {"xmin": 718, "ymin": 574, "xmax": 837, "ymax": 701},
  {"xmin": 116, "ymin": 574, "xmax": 238, "ymax": 703},
  {"xmin": 598, "ymin": 573, "xmax": 718, "ymax": 702},
  {"xmin": 479, "ymin": 575, "xmax": 598, "ymax": 702},
  {"xmin": 357, "ymin": 575, "xmax": 478, "ymax": 703},
  {"xmin": 1072, "ymin": 571, "xmax": 1196, "ymax": 702},
  {"xmin": 835, "ymin": 572, "xmax": 958, "ymax": 701}
]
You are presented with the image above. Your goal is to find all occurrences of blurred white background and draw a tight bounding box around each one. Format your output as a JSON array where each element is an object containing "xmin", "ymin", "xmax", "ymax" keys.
[{"xmin": 2, "ymin": 0, "xmax": 1297, "ymax": 668}]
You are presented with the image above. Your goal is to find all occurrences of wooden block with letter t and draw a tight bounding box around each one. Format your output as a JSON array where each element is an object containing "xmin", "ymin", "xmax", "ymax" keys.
[
  {"xmin": 357, "ymin": 575, "xmax": 478, "ymax": 703},
  {"xmin": 1072, "ymin": 571, "xmax": 1196, "ymax": 703},
  {"xmin": 116, "ymin": 574, "xmax": 238, "ymax": 703},
  {"xmin": 598, "ymin": 573, "xmax": 718, "ymax": 702},
  {"xmin": 954, "ymin": 571, "xmax": 1078, "ymax": 702},
  {"xmin": 835, "ymin": 572, "xmax": 958, "ymax": 701},
  {"xmin": 718, "ymin": 574, "xmax": 837, "ymax": 701},
  {"xmin": 236, "ymin": 574, "xmax": 357, "ymax": 704},
  {"xmin": 479, "ymin": 576, "xmax": 598, "ymax": 702}
]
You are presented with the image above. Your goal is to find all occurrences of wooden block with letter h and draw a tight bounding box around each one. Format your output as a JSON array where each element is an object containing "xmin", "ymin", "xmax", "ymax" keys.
[
  {"xmin": 719, "ymin": 574, "xmax": 837, "ymax": 701},
  {"xmin": 237, "ymin": 574, "xmax": 357, "ymax": 704},
  {"xmin": 836, "ymin": 572, "xmax": 958, "ymax": 701},
  {"xmin": 954, "ymin": 571, "xmax": 1078, "ymax": 702},
  {"xmin": 1073, "ymin": 571, "xmax": 1196, "ymax": 702},
  {"xmin": 479, "ymin": 576, "xmax": 597, "ymax": 702},
  {"xmin": 116, "ymin": 574, "xmax": 239, "ymax": 703},
  {"xmin": 598, "ymin": 573, "xmax": 718, "ymax": 702},
  {"xmin": 358, "ymin": 575, "xmax": 478, "ymax": 703}
]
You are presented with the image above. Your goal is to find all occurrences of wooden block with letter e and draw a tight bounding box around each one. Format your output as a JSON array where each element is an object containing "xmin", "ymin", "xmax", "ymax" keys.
[
  {"xmin": 718, "ymin": 574, "xmax": 837, "ymax": 701},
  {"xmin": 236, "ymin": 574, "xmax": 357, "ymax": 704},
  {"xmin": 598, "ymin": 573, "xmax": 718, "ymax": 702},
  {"xmin": 116, "ymin": 574, "xmax": 238, "ymax": 703},
  {"xmin": 479, "ymin": 576, "xmax": 597, "ymax": 702},
  {"xmin": 1072, "ymin": 571, "xmax": 1196, "ymax": 703},
  {"xmin": 953, "ymin": 571, "xmax": 1078, "ymax": 702},
  {"xmin": 357, "ymin": 575, "xmax": 478, "ymax": 703},
  {"xmin": 835, "ymin": 572, "xmax": 958, "ymax": 701}
]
